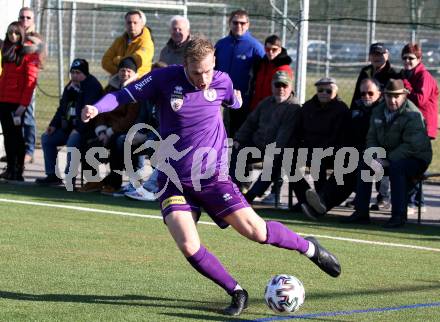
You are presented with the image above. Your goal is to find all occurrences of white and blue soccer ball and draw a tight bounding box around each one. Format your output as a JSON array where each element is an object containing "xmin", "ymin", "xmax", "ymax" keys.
[{"xmin": 264, "ymin": 274, "xmax": 305, "ymax": 313}]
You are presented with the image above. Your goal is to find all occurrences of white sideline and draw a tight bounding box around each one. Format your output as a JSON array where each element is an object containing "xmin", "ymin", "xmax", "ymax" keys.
[{"xmin": 1, "ymin": 197, "xmax": 439, "ymax": 253}]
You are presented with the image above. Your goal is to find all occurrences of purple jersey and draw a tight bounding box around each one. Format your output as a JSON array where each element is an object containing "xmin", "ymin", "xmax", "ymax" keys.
[{"xmin": 95, "ymin": 65, "xmax": 240, "ymax": 183}]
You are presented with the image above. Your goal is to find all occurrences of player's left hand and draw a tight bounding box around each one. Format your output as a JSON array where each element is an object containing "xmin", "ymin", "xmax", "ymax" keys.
[
  {"xmin": 81, "ymin": 105, "xmax": 98, "ymax": 122},
  {"xmin": 234, "ymin": 90, "xmax": 243, "ymax": 107}
]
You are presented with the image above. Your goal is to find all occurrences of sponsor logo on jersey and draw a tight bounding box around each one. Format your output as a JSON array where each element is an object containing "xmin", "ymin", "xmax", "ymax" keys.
[
  {"xmin": 135, "ymin": 75, "xmax": 153, "ymax": 91},
  {"xmin": 222, "ymin": 193, "xmax": 232, "ymax": 201}
]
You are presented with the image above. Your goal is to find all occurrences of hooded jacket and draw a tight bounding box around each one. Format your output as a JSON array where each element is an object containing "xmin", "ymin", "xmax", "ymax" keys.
[
  {"xmin": 249, "ymin": 48, "xmax": 293, "ymax": 110},
  {"xmin": 102, "ymin": 27, "xmax": 154, "ymax": 76},
  {"xmin": 402, "ymin": 62, "xmax": 439, "ymax": 139},
  {"xmin": 0, "ymin": 43, "xmax": 40, "ymax": 106}
]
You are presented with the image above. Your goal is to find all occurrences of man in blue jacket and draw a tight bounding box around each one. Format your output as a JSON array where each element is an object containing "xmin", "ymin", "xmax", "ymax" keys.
[{"xmin": 214, "ymin": 9, "xmax": 264, "ymax": 136}]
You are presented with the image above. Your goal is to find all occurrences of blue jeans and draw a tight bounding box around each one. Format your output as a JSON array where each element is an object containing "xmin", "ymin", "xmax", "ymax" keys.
[
  {"xmin": 23, "ymin": 92, "xmax": 36, "ymax": 156},
  {"xmin": 356, "ymin": 158, "xmax": 428, "ymax": 220},
  {"xmin": 41, "ymin": 129, "xmax": 81, "ymax": 175}
]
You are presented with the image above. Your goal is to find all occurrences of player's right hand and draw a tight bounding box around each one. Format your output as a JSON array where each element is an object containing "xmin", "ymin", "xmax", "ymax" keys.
[{"xmin": 81, "ymin": 105, "xmax": 98, "ymax": 123}]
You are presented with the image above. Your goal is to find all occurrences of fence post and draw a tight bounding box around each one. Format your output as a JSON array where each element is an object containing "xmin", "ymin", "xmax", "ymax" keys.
[
  {"xmin": 57, "ymin": 0, "xmax": 64, "ymax": 96},
  {"xmin": 295, "ymin": 0, "xmax": 309, "ymax": 104}
]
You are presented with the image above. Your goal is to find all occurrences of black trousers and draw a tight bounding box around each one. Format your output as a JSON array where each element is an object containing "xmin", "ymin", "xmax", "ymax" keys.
[{"xmin": 0, "ymin": 102, "xmax": 25, "ymax": 171}]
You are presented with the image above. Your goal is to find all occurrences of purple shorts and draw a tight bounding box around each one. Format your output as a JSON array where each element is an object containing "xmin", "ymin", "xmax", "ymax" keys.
[{"xmin": 158, "ymin": 177, "xmax": 250, "ymax": 228}]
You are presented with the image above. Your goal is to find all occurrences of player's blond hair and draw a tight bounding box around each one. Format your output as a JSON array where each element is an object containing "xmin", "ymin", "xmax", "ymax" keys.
[{"xmin": 183, "ymin": 37, "xmax": 214, "ymax": 64}]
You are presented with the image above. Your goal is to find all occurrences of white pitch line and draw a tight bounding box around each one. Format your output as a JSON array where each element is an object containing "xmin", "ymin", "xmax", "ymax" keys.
[{"xmin": 0, "ymin": 198, "xmax": 439, "ymax": 252}]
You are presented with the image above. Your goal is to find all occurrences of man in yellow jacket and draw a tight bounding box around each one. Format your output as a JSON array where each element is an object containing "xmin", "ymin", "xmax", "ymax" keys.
[{"xmin": 102, "ymin": 9, "xmax": 154, "ymax": 77}]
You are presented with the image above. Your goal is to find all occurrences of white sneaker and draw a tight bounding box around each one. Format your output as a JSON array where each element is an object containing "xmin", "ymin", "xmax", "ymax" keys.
[
  {"xmin": 408, "ymin": 206, "xmax": 427, "ymax": 215},
  {"xmin": 125, "ymin": 186, "xmax": 156, "ymax": 201},
  {"xmin": 261, "ymin": 193, "xmax": 280, "ymax": 205},
  {"xmin": 113, "ymin": 183, "xmax": 136, "ymax": 197}
]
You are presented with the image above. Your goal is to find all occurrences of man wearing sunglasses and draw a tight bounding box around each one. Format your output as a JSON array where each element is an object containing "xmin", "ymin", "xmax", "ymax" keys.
[
  {"xmin": 288, "ymin": 77, "xmax": 350, "ymax": 215},
  {"xmin": 214, "ymin": 9, "xmax": 265, "ymax": 137},
  {"xmin": 350, "ymin": 43, "xmax": 398, "ymax": 108},
  {"xmin": 344, "ymin": 79, "xmax": 432, "ymax": 228},
  {"xmin": 303, "ymin": 78, "xmax": 385, "ymax": 220},
  {"xmin": 230, "ymin": 71, "xmax": 299, "ymax": 203},
  {"xmin": 17, "ymin": 7, "xmax": 45, "ymax": 165}
]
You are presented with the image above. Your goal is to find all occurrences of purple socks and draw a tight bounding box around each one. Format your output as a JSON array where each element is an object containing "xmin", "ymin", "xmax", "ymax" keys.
[
  {"xmin": 186, "ymin": 245, "xmax": 237, "ymax": 295},
  {"xmin": 264, "ymin": 221, "xmax": 309, "ymax": 253}
]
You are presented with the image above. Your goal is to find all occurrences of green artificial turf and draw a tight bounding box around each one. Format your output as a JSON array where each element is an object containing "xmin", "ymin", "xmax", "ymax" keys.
[{"xmin": 0, "ymin": 183, "xmax": 439, "ymax": 321}]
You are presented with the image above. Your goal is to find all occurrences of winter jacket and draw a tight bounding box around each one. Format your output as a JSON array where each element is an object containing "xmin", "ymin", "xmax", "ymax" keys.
[
  {"xmin": 0, "ymin": 47, "xmax": 40, "ymax": 106},
  {"xmin": 159, "ymin": 36, "xmax": 191, "ymax": 65},
  {"xmin": 49, "ymin": 74, "xmax": 103, "ymax": 133},
  {"xmin": 234, "ymin": 94, "xmax": 300, "ymax": 150},
  {"xmin": 292, "ymin": 95, "xmax": 350, "ymax": 149},
  {"xmin": 401, "ymin": 62, "xmax": 439, "ymax": 139},
  {"xmin": 366, "ymin": 99, "xmax": 432, "ymax": 164},
  {"xmin": 348, "ymin": 97, "xmax": 384, "ymax": 151},
  {"xmin": 249, "ymin": 48, "xmax": 293, "ymax": 110},
  {"xmin": 214, "ymin": 31, "xmax": 265, "ymax": 106},
  {"xmin": 94, "ymin": 74, "xmax": 140, "ymax": 135},
  {"xmin": 102, "ymin": 27, "xmax": 154, "ymax": 76},
  {"xmin": 350, "ymin": 61, "xmax": 399, "ymax": 107}
]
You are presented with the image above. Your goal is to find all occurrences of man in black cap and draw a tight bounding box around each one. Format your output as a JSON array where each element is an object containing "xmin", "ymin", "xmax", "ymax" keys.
[
  {"xmin": 351, "ymin": 42, "xmax": 398, "ymax": 107},
  {"xmin": 350, "ymin": 42, "xmax": 399, "ymax": 209},
  {"xmin": 36, "ymin": 58, "xmax": 103, "ymax": 188}
]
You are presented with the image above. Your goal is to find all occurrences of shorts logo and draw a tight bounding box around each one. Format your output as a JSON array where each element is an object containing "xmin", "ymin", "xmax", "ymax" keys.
[
  {"xmin": 203, "ymin": 89, "xmax": 217, "ymax": 102},
  {"xmin": 162, "ymin": 196, "xmax": 187, "ymax": 209},
  {"xmin": 222, "ymin": 193, "xmax": 232, "ymax": 201},
  {"xmin": 170, "ymin": 86, "xmax": 184, "ymax": 111}
]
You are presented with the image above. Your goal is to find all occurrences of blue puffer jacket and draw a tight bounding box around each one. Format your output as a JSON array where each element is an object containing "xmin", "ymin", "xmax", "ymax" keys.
[{"xmin": 214, "ymin": 31, "xmax": 264, "ymax": 105}]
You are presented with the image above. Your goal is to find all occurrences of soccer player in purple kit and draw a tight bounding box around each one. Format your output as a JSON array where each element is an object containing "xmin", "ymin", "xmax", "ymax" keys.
[{"xmin": 82, "ymin": 38, "xmax": 341, "ymax": 316}]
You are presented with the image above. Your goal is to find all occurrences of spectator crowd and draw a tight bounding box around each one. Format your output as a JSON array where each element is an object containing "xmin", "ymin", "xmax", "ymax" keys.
[{"xmin": 0, "ymin": 7, "xmax": 438, "ymax": 228}]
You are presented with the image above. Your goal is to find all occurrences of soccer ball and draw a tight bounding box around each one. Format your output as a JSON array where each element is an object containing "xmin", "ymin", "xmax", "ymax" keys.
[{"xmin": 264, "ymin": 274, "xmax": 305, "ymax": 313}]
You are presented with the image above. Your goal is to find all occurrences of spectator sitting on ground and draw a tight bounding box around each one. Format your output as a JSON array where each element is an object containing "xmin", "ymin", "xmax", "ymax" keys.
[
  {"xmin": 78, "ymin": 57, "xmax": 141, "ymax": 194},
  {"xmin": 302, "ymin": 78, "xmax": 384, "ymax": 219},
  {"xmin": 159, "ymin": 15, "xmax": 191, "ymax": 65},
  {"xmin": 249, "ymin": 34, "xmax": 293, "ymax": 111},
  {"xmin": 36, "ymin": 59, "xmax": 103, "ymax": 187},
  {"xmin": 102, "ymin": 9, "xmax": 154, "ymax": 77},
  {"xmin": 228, "ymin": 71, "xmax": 300, "ymax": 205},
  {"xmin": 341, "ymin": 79, "xmax": 432, "ymax": 228},
  {"xmin": 287, "ymin": 77, "xmax": 350, "ymax": 214},
  {"xmin": 214, "ymin": 9, "xmax": 265, "ymax": 136}
]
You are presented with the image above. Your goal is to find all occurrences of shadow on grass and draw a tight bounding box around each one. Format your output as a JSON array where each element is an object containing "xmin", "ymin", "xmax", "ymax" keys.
[
  {"xmin": 0, "ymin": 290, "xmax": 223, "ymax": 311},
  {"xmin": 307, "ymin": 280, "xmax": 440, "ymax": 300},
  {"xmin": 1, "ymin": 182, "xmax": 440, "ymax": 241}
]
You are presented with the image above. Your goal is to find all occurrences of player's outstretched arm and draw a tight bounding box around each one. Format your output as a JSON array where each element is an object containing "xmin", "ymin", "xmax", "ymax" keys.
[{"xmin": 81, "ymin": 105, "xmax": 98, "ymax": 123}]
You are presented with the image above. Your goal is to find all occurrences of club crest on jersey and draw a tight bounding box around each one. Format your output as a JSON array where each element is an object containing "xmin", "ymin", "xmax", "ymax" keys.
[
  {"xmin": 203, "ymin": 88, "xmax": 217, "ymax": 102},
  {"xmin": 170, "ymin": 86, "xmax": 184, "ymax": 111}
]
